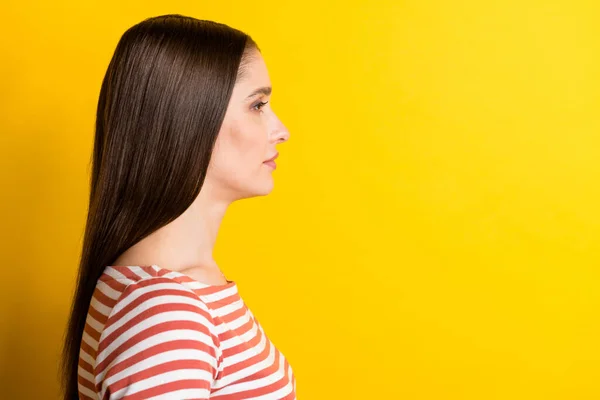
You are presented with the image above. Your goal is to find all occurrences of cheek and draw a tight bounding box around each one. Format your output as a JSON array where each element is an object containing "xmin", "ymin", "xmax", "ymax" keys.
[
  {"xmin": 229, "ymin": 126, "xmax": 267, "ymax": 165},
  {"xmin": 213, "ymin": 125, "xmax": 266, "ymax": 177}
]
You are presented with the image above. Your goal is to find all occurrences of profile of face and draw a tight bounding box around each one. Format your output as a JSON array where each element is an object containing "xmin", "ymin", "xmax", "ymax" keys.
[{"xmin": 203, "ymin": 49, "xmax": 290, "ymax": 203}]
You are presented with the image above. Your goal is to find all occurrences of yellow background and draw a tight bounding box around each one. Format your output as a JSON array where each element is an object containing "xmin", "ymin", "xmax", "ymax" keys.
[{"xmin": 1, "ymin": 0, "xmax": 599, "ymax": 398}]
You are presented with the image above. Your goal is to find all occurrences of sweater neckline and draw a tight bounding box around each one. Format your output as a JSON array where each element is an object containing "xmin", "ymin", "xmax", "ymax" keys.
[{"xmin": 107, "ymin": 264, "xmax": 237, "ymax": 291}]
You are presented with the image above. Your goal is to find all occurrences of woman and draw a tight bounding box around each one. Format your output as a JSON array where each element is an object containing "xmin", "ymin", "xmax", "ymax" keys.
[{"xmin": 60, "ymin": 14, "xmax": 294, "ymax": 399}]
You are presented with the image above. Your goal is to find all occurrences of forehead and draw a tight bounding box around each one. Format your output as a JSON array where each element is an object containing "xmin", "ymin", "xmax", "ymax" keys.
[{"xmin": 234, "ymin": 51, "xmax": 271, "ymax": 93}]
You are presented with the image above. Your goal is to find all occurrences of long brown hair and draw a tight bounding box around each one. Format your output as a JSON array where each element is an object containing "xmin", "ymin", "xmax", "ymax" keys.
[{"xmin": 59, "ymin": 14, "xmax": 258, "ymax": 399}]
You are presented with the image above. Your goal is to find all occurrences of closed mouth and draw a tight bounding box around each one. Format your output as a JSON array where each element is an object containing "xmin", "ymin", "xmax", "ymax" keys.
[{"xmin": 264, "ymin": 152, "xmax": 279, "ymax": 163}]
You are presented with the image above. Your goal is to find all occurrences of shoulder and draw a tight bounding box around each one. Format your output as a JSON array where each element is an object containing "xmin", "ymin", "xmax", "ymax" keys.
[
  {"xmin": 99, "ymin": 275, "xmax": 217, "ymax": 346},
  {"xmin": 107, "ymin": 275, "xmax": 212, "ymax": 317},
  {"xmin": 93, "ymin": 276, "xmax": 221, "ymax": 399}
]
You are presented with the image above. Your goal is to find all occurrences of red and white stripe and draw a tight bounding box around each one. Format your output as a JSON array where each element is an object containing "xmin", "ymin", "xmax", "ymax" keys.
[{"xmin": 77, "ymin": 265, "xmax": 296, "ymax": 399}]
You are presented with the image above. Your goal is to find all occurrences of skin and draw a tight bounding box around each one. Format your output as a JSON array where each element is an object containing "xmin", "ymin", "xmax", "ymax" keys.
[{"xmin": 112, "ymin": 48, "xmax": 290, "ymax": 284}]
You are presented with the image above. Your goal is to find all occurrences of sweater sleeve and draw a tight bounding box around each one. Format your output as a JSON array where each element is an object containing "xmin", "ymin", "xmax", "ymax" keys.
[{"xmin": 94, "ymin": 277, "xmax": 220, "ymax": 400}]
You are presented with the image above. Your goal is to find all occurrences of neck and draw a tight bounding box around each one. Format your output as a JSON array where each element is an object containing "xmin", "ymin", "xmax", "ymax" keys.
[{"xmin": 114, "ymin": 184, "xmax": 232, "ymax": 272}]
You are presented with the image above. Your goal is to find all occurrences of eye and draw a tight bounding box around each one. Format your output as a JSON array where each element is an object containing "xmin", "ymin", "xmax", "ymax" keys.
[{"xmin": 252, "ymin": 100, "xmax": 269, "ymax": 112}]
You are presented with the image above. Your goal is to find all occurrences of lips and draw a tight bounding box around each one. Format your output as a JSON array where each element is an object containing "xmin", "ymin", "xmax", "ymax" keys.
[{"xmin": 264, "ymin": 152, "xmax": 279, "ymax": 163}]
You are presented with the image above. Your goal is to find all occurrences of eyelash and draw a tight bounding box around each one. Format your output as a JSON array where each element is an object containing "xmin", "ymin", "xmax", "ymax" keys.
[{"xmin": 252, "ymin": 100, "xmax": 269, "ymax": 112}]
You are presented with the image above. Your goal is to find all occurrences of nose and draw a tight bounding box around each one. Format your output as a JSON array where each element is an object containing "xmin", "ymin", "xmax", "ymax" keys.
[{"xmin": 271, "ymin": 118, "xmax": 290, "ymax": 143}]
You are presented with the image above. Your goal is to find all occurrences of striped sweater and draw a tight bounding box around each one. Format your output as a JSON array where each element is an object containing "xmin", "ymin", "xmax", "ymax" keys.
[{"xmin": 77, "ymin": 264, "xmax": 296, "ymax": 399}]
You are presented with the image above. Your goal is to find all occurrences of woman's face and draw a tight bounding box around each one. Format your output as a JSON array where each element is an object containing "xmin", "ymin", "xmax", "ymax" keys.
[{"xmin": 204, "ymin": 49, "xmax": 290, "ymax": 202}]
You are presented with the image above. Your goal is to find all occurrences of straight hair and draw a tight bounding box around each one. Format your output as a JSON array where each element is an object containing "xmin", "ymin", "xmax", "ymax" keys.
[{"xmin": 59, "ymin": 14, "xmax": 258, "ymax": 399}]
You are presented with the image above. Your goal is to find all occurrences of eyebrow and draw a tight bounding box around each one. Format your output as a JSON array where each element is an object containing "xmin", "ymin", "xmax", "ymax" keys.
[{"xmin": 245, "ymin": 86, "xmax": 272, "ymax": 100}]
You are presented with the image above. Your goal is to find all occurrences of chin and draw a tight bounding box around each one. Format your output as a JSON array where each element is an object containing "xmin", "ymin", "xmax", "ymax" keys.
[
  {"xmin": 236, "ymin": 180, "xmax": 274, "ymax": 200},
  {"xmin": 255, "ymin": 180, "xmax": 275, "ymax": 196}
]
